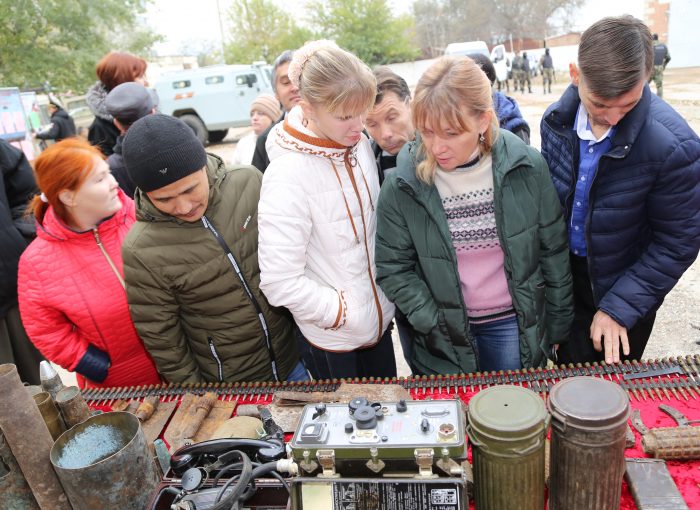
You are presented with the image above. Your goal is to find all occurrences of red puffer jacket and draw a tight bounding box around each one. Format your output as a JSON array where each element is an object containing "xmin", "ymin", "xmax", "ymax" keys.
[{"xmin": 18, "ymin": 191, "xmax": 160, "ymax": 388}]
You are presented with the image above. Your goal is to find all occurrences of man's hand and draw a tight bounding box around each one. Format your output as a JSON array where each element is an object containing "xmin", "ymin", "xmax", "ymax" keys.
[{"xmin": 590, "ymin": 310, "xmax": 630, "ymax": 363}]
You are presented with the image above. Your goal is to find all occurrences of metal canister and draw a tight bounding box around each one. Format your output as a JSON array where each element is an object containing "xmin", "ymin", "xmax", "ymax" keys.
[
  {"xmin": 467, "ymin": 385, "xmax": 548, "ymax": 510},
  {"xmin": 50, "ymin": 411, "xmax": 160, "ymax": 510},
  {"xmin": 32, "ymin": 391, "xmax": 66, "ymax": 440},
  {"xmin": 547, "ymin": 376, "xmax": 629, "ymax": 510},
  {"xmin": 55, "ymin": 386, "xmax": 91, "ymax": 428},
  {"xmin": 0, "ymin": 431, "xmax": 40, "ymax": 510}
]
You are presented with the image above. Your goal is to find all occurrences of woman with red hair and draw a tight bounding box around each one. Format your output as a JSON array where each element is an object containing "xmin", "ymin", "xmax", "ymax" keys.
[
  {"xmin": 86, "ymin": 51, "xmax": 149, "ymax": 156},
  {"xmin": 17, "ymin": 138, "xmax": 160, "ymax": 388}
]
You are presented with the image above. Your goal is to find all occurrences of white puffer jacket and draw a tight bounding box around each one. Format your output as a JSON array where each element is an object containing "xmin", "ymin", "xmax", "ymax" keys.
[{"xmin": 258, "ymin": 106, "xmax": 394, "ymax": 351}]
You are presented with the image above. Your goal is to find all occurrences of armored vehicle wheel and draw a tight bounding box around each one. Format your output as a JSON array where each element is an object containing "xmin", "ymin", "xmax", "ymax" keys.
[
  {"xmin": 180, "ymin": 114, "xmax": 208, "ymax": 145},
  {"xmin": 208, "ymin": 129, "xmax": 229, "ymax": 143}
]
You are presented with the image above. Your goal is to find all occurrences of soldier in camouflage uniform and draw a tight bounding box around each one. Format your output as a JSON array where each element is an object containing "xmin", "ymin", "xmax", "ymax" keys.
[
  {"xmin": 522, "ymin": 52, "xmax": 532, "ymax": 93},
  {"xmin": 649, "ymin": 33, "xmax": 671, "ymax": 98},
  {"xmin": 540, "ymin": 48, "xmax": 554, "ymax": 94},
  {"xmin": 512, "ymin": 52, "xmax": 524, "ymax": 93}
]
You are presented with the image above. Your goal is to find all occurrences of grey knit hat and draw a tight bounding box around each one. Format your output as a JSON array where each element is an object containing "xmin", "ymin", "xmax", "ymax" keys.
[{"xmin": 122, "ymin": 114, "xmax": 207, "ymax": 192}]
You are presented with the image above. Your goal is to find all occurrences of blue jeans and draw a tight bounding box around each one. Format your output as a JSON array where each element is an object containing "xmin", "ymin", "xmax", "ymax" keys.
[
  {"xmin": 285, "ymin": 360, "xmax": 311, "ymax": 382},
  {"xmin": 470, "ymin": 315, "xmax": 521, "ymax": 372}
]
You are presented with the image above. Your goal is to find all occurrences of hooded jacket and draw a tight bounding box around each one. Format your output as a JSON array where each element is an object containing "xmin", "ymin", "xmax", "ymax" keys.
[
  {"xmin": 541, "ymin": 84, "xmax": 700, "ymax": 329},
  {"xmin": 86, "ymin": 81, "xmax": 120, "ymax": 155},
  {"xmin": 258, "ymin": 106, "xmax": 394, "ymax": 351},
  {"xmin": 122, "ymin": 155, "xmax": 298, "ymax": 383},
  {"xmin": 17, "ymin": 191, "xmax": 160, "ymax": 388},
  {"xmin": 376, "ymin": 130, "xmax": 573, "ymax": 375}
]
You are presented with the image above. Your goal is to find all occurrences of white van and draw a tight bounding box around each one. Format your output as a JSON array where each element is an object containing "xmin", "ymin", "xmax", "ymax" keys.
[
  {"xmin": 444, "ymin": 41, "xmax": 490, "ymax": 59},
  {"xmin": 490, "ymin": 44, "xmax": 513, "ymax": 83},
  {"xmin": 154, "ymin": 63, "xmax": 273, "ymax": 144}
]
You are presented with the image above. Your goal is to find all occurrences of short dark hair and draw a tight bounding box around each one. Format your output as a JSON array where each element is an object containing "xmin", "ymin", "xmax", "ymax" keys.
[
  {"xmin": 578, "ymin": 15, "xmax": 653, "ymax": 98},
  {"xmin": 271, "ymin": 50, "xmax": 294, "ymax": 93},
  {"xmin": 468, "ymin": 53, "xmax": 496, "ymax": 85},
  {"xmin": 373, "ymin": 66, "xmax": 411, "ymax": 105}
]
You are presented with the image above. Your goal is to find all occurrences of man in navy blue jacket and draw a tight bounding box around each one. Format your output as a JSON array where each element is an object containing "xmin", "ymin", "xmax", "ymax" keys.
[{"xmin": 540, "ymin": 16, "xmax": 700, "ymax": 365}]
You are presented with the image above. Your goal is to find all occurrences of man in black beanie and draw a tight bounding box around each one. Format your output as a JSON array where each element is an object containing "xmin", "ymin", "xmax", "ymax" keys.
[{"xmin": 121, "ymin": 114, "xmax": 304, "ymax": 384}]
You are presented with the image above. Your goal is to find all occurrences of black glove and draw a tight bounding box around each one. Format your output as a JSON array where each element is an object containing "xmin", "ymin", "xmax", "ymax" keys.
[{"xmin": 74, "ymin": 344, "xmax": 111, "ymax": 383}]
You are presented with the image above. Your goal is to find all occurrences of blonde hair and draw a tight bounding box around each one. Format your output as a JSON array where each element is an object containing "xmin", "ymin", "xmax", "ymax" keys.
[
  {"xmin": 291, "ymin": 40, "xmax": 376, "ymax": 117},
  {"xmin": 412, "ymin": 56, "xmax": 498, "ymax": 184}
]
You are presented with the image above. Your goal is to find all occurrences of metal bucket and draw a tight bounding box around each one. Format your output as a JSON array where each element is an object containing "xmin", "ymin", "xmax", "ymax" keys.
[
  {"xmin": 547, "ymin": 376, "xmax": 629, "ymax": 510},
  {"xmin": 50, "ymin": 411, "xmax": 160, "ymax": 510},
  {"xmin": 55, "ymin": 386, "xmax": 91, "ymax": 428},
  {"xmin": 467, "ymin": 385, "xmax": 548, "ymax": 510},
  {"xmin": 33, "ymin": 391, "xmax": 66, "ymax": 440},
  {"xmin": 0, "ymin": 431, "xmax": 40, "ymax": 510}
]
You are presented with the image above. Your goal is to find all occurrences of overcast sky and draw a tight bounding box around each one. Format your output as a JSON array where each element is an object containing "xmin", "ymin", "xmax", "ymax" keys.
[{"xmin": 147, "ymin": 0, "xmax": 645, "ymax": 57}]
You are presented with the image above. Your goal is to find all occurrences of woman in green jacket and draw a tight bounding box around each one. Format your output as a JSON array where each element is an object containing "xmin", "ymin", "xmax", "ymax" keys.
[{"xmin": 375, "ymin": 57, "xmax": 573, "ymax": 375}]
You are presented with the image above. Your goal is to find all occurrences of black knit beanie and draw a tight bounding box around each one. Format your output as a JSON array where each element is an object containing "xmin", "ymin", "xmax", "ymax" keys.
[{"xmin": 122, "ymin": 114, "xmax": 207, "ymax": 192}]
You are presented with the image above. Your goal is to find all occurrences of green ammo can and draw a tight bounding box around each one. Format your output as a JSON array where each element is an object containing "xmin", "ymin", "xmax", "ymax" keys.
[
  {"xmin": 467, "ymin": 385, "xmax": 548, "ymax": 510},
  {"xmin": 547, "ymin": 376, "xmax": 629, "ymax": 510}
]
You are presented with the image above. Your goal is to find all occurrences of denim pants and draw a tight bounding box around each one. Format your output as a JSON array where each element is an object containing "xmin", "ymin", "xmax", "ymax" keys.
[
  {"xmin": 470, "ymin": 315, "xmax": 521, "ymax": 372},
  {"xmin": 285, "ymin": 360, "xmax": 311, "ymax": 382}
]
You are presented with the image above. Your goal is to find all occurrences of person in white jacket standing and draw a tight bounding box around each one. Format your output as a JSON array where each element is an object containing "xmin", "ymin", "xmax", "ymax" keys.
[{"xmin": 258, "ymin": 40, "xmax": 396, "ymax": 379}]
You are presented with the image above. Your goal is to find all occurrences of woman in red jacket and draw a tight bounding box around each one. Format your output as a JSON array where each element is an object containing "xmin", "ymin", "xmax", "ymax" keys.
[{"xmin": 18, "ymin": 138, "xmax": 160, "ymax": 388}]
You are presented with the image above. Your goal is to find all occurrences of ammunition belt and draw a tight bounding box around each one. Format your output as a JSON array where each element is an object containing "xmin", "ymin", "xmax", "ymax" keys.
[{"xmin": 81, "ymin": 355, "xmax": 700, "ymax": 405}]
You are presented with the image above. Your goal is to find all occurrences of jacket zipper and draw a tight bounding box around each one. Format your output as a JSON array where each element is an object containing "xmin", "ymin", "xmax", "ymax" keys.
[
  {"xmin": 93, "ymin": 229, "xmax": 125, "ymax": 289},
  {"xmin": 208, "ymin": 337, "xmax": 224, "ymax": 382}
]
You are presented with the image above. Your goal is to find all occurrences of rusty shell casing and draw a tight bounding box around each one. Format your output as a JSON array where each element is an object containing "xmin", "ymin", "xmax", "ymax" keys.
[
  {"xmin": 50, "ymin": 411, "xmax": 160, "ymax": 510},
  {"xmin": 33, "ymin": 391, "xmax": 67, "ymax": 440},
  {"xmin": 181, "ymin": 391, "xmax": 218, "ymax": 440},
  {"xmin": 135, "ymin": 395, "xmax": 160, "ymax": 422},
  {"xmin": 642, "ymin": 427, "xmax": 700, "ymax": 460},
  {"xmin": 0, "ymin": 364, "xmax": 72, "ymax": 510},
  {"xmin": 0, "ymin": 430, "xmax": 41, "ymax": 510},
  {"xmin": 55, "ymin": 386, "xmax": 91, "ymax": 428}
]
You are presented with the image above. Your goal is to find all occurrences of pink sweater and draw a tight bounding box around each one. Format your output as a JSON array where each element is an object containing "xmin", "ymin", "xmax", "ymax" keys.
[{"xmin": 434, "ymin": 155, "xmax": 514, "ymax": 323}]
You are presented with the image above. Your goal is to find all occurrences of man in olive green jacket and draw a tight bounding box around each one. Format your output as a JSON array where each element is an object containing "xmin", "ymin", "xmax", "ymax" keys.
[
  {"xmin": 376, "ymin": 130, "xmax": 573, "ymax": 375},
  {"xmin": 121, "ymin": 115, "xmax": 301, "ymax": 383}
]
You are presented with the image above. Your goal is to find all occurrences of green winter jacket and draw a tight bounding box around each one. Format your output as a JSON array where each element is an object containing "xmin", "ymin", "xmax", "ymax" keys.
[
  {"xmin": 123, "ymin": 154, "xmax": 298, "ymax": 383},
  {"xmin": 376, "ymin": 130, "xmax": 573, "ymax": 375}
]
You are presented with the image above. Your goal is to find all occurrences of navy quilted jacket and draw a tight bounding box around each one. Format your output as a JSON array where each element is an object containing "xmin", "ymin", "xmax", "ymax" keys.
[{"xmin": 540, "ymin": 84, "xmax": 700, "ymax": 329}]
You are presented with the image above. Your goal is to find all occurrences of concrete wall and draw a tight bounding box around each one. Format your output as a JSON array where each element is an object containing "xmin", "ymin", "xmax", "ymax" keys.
[{"xmin": 667, "ymin": 0, "xmax": 700, "ymax": 68}]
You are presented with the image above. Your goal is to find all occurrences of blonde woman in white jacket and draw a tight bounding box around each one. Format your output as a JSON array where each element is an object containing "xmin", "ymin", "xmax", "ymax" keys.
[{"xmin": 258, "ymin": 40, "xmax": 396, "ymax": 379}]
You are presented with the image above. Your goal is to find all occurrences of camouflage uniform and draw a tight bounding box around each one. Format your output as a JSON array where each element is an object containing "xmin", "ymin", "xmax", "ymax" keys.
[
  {"xmin": 512, "ymin": 54, "xmax": 524, "ymax": 93},
  {"xmin": 540, "ymin": 50, "xmax": 554, "ymax": 94},
  {"xmin": 521, "ymin": 52, "xmax": 532, "ymax": 93},
  {"xmin": 650, "ymin": 40, "xmax": 671, "ymax": 98}
]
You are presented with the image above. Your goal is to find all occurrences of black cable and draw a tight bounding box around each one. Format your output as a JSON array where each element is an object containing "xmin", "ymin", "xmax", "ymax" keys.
[{"xmin": 209, "ymin": 451, "xmax": 253, "ymax": 510}]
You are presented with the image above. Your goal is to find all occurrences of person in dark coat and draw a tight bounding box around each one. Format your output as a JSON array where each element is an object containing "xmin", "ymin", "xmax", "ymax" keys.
[
  {"xmin": 540, "ymin": 16, "xmax": 700, "ymax": 365},
  {"xmin": 34, "ymin": 102, "xmax": 76, "ymax": 143},
  {"xmin": 0, "ymin": 140, "xmax": 44, "ymax": 384},
  {"xmin": 104, "ymin": 81, "xmax": 158, "ymax": 198},
  {"xmin": 86, "ymin": 51, "xmax": 149, "ymax": 156},
  {"xmin": 469, "ymin": 53, "xmax": 530, "ymax": 144},
  {"xmin": 376, "ymin": 57, "xmax": 572, "ymax": 375}
]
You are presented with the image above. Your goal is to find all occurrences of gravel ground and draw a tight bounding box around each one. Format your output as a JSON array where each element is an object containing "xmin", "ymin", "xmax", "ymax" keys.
[{"xmin": 56, "ymin": 68, "xmax": 700, "ymax": 385}]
